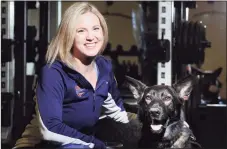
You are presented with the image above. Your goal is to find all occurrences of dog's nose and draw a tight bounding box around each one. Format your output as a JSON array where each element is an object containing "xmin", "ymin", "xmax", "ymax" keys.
[{"xmin": 150, "ymin": 109, "xmax": 161, "ymax": 117}]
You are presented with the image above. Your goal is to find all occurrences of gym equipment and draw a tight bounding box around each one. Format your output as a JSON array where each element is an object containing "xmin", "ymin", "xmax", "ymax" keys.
[
  {"xmin": 1, "ymin": 93, "xmax": 14, "ymax": 127},
  {"xmin": 2, "ymin": 39, "xmax": 14, "ymax": 63},
  {"xmin": 1, "ymin": 1, "xmax": 15, "ymax": 144},
  {"xmin": 144, "ymin": 31, "xmax": 171, "ymax": 63},
  {"xmin": 26, "ymin": 26, "xmax": 39, "ymax": 62},
  {"xmin": 174, "ymin": 21, "xmax": 211, "ymax": 65},
  {"xmin": 1, "ymin": 2, "xmax": 61, "ymax": 146},
  {"xmin": 2, "ymin": 26, "xmax": 39, "ymax": 63}
]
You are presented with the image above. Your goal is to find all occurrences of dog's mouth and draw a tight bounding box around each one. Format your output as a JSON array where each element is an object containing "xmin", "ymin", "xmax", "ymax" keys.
[
  {"xmin": 150, "ymin": 118, "xmax": 169, "ymax": 133},
  {"xmin": 150, "ymin": 119, "xmax": 163, "ymax": 133},
  {"xmin": 150, "ymin": 124, "xmax": 163, "ymax": 133}
]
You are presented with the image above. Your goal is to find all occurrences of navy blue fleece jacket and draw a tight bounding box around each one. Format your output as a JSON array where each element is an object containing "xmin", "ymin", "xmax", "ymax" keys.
[{"xmin": 14, "ymin": 56, "xmax": 129, "ymax": 149}]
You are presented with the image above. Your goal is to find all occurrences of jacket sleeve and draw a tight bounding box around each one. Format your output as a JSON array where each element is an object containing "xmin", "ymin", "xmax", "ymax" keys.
[
  {"xmin": 109, "ymin": 70, "xmax": 125, "ymax": 111},
  {"xmin": 35, "ymin": 66, "xmax": 105, "ymax": 148},
  {"xmin": 101, "ymin": 63, "xmax": 129, "ymax": 123}
]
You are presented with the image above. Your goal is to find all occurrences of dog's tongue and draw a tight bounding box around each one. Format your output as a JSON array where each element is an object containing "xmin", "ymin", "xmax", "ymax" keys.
[{"xmin": 150, "ymin": 124, "xmax": 163, "ymax": 131}]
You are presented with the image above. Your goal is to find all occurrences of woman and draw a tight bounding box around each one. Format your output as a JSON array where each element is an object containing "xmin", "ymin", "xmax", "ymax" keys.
[{"xmin": 14, "ymin": 2, "xmax": 129, "ymax": 149}]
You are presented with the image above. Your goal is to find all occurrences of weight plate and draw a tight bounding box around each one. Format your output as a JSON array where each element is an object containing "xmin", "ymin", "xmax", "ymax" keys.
[
  {"xmin": 197, "ymin": 22, "xmax": 202, "ymax": 50},
  {"xmin": 183, "ymin": 21, "xmax": 189, "ymax": 49},
  {"xmin": 194, "ymin": 21, "xmax": 201, "ymax": 63},
  {"xmin": 188, "ymin": 22, "xmax": 194, "ymax": 46},
  {"xmin": 175, "ymin": 21, "xmax": 183, "ymax": 60},
  {"xmin": 175, "ymin": 22, "xmax": 181, "ymax": 51},
  {"xmin": 181, "ymin": 21, "xmax": 188, "ymax": 63},
  {"xmin": 183, "ymin": 21, "xmax": 191, "ymax": 63},
  {"xmin": 198, "ymin": 23, "xmax": 206, "ymax": 64},
  {"xmin": 178, "ymin": 21, "xmax": 184, "ymax": 51},
  {"xmin": 192, "ymin": 22, "xmax": 199, "ymax": 63},
  {"xmin": 187, "ymin": 21, "xmax": 195, "ymax": 64},
  {"xmin": 200, "ymin": 24, "xmax": 206, "ymax": 42}
]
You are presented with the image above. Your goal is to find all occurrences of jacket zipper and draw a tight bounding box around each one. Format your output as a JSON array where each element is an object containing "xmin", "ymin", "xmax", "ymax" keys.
[
  {"xmin": 93, "ymin": 92, "xmax": 96, "ymax": 112},
  {"xmin": 92, "ymin": 80, "xmax": 107, "ymax": 112}
]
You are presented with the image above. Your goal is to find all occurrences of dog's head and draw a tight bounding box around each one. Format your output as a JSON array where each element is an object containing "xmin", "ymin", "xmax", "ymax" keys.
[
  {"xmin": 125, "ymin": 75, "xmax": 195, "ymax": 133},
  {"xmin": 191, "ymin": 66, "xmax": 222, "ymax": 97}
]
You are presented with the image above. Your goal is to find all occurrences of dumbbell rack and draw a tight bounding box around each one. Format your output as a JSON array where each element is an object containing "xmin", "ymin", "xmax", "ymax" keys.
[{"xmin": 1, "ymin": 1, "xmax": 15, "ymax": 144}]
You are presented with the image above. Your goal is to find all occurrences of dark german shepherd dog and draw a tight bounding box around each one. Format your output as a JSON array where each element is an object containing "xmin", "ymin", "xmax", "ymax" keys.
[{"xmin": 124, "ymin": 75, "xmax": 201, "ymax": 148}]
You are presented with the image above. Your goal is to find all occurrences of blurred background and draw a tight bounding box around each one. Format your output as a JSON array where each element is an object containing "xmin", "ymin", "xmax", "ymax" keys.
[{"xmin": 1, "ymin": 1, "xmax": 226, "ymax": 149}]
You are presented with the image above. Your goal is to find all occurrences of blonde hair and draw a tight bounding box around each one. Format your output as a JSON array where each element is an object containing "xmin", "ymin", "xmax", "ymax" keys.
[{"xmin": 45, "ymin": 2, "xmax": 108, "ymax": 68}]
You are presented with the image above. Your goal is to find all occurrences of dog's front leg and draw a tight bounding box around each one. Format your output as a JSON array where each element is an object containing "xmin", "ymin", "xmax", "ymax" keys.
[{"xmin": 171, "ymin": 130, "xmax": 190, "ymax": 148}]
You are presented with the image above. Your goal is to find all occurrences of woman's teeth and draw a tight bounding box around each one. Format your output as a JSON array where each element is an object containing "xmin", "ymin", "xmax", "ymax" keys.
[{"xmin": 85, "ymin": 43, "xmax": 96, "ymax": 48}]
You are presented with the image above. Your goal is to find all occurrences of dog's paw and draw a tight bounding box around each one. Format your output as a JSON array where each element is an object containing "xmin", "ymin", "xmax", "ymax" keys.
[
  {"xmin": 171, "ymin": 144, "xmax": 184, "ymax": 148},
  {"xmin": 170, "ymin": 140, "xmax": 186, "ymax": 148}
]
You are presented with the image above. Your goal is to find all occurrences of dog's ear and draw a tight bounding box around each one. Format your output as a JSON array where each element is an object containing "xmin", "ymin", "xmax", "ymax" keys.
[
  {"xmin": 173, "ymin": 75, "xmax": 195, "ymax": 101},
  {"xmin": 124, "ymin": 75, "xmax": 147, "ymax": 101},
  {"xmin": 191, "ymin": 66, "xmax": 203, "ymax": 75},
  {"xmin": 191, "ymin": 66, "xmax": 222, "ymax": 79},
  {"xmin": 209, "ymin": 67, "xmax": 222, "ymax": 79}
]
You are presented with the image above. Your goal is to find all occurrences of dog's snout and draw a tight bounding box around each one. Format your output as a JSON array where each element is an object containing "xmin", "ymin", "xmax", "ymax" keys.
[{"xmin": 150, "ymin": 108, "xmax": 161, "ymax": 117}]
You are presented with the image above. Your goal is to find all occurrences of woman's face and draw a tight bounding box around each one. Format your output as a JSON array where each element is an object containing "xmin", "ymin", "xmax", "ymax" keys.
[{"xmin": 73, "ymin": 12, "xmax": 104, "ymax": 59}]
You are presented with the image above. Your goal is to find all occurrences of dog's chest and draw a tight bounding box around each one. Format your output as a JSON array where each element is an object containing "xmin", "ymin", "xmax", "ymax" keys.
[
  {"xmin": 140, "ymin": 121, "xmax": 185, "ymax": 148},
  {"xmin": 139, "ymin": 126, "xmax": 172, "ymax": 148},
  {"xmin": 163, "ymin": 121, "xmax": 183, "ymax": 140}
]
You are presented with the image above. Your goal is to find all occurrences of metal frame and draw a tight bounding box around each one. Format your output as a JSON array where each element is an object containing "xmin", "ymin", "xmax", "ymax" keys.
[
  {"xmin": 1, "ymin": 1, "xmax": 15, "ymax": 93},
  {"xmin": 49, "ymin": 1, "xmax": 62, "ymax": 42},
  {"xmin": 1, "ymin": 1, "xmax": 15, "ymax": 143},
  {"xmin": 26, "ymin": 1, "xmax": 61, "ymax": 75},
  {"xmin": 36, "ymin": 1, "xmax": 62, "ymax": 74},
  {"xmin": 157, "ymin": 1, "xmax": 174, "ymax": 85}
]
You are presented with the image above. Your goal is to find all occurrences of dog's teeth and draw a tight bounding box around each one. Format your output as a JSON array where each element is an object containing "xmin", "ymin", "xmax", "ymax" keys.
[{"xmin": 150, "ymin": 124, "xmax": 162, "ymax": 131}]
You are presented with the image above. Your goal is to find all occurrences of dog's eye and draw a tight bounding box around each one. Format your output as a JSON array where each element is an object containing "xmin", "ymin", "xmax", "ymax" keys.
[
  {"xmin": 144, "ymin": 96, "xmax": 152, "ymax": 104},
  {"xmin": 145, "ymin": 98, "xmax": 152, "ymax": 105},
  {"xmin": 145, "ymin": 96, "xmax": 152, "ymax": 100},
  {"xmin": 164, "ymin": 96, "xmax": 171, "ymax": 101}
]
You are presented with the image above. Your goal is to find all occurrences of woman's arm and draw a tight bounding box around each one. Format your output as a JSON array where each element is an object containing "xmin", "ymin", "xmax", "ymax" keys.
[
  {"xmin": 35, "ymin": 65, "xmax": 105, "ymax": 149},
  {"xmin": 101, "ymin": 64, "xmax": 129, "ymax": 123}
]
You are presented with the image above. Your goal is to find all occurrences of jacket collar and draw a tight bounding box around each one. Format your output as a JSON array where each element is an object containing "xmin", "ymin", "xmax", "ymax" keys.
[{"xmin": 55, "ymin": 56, "xmax": 109, "ymax": 90}]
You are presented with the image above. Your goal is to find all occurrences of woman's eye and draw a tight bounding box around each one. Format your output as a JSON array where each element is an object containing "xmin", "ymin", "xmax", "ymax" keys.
[
  {"xmin": 77, "ymin": 30, "xmax": 84, "ymax": 33},
  {"xmin": 94, "ymin": 27, "xmax": 100, "ymax": 30}
]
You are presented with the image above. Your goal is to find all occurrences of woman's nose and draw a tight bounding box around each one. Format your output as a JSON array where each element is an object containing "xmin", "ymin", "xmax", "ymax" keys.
[{"xmin": 86, "ymin": 32, "xmax": 94, "ymax": 41}]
